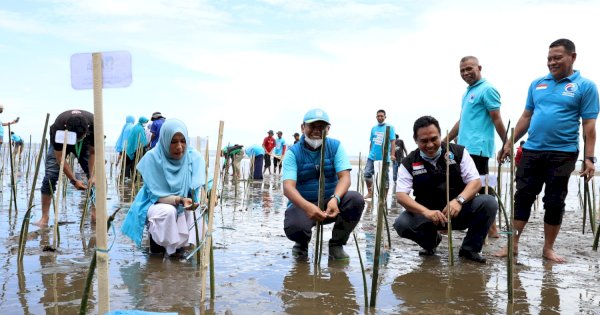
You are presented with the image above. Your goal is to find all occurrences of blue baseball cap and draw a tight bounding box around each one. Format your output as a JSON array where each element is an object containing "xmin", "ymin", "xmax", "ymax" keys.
[{"xmin": 303, "ymin": 108, "xmax": 330, "ymax": 125}]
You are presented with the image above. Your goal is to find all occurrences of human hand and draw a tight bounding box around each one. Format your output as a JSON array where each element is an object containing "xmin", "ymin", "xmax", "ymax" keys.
[
  {"xmin": 497, "ymin": 143, "xmax": 511, "ymax": 165},
  {"xmin": 88, "ymin": 176, "xmax": 96, "ymax": 188},
  {"xmin": 73, "ymin": 180, "xmax": 87, "ymax": 190},
  {"xmin": 580, "ymin": 159, "xmax": 596, "ymax": 182},
  {"xmin": 325, "ymin": 198, "xmax": 340, "ymax": 219},
  {"xmin": 306, "ymin": 204, "xmax": 327, "ymax": 222},
  {"xmin": 442, "ymin": 199, "xmax": 462, "ymax": 219},
  {"xmin": 181, "ymin": 197, "xmax": 200, "ymax": 210},
  {"xmin": 424, "ymin": 209, "xmax": 448, "ymax": 226}
]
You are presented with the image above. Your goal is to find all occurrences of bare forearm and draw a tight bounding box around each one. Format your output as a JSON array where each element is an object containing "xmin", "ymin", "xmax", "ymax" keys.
[
  {"xmin": 458, "ymin": 179, "xmax": 482, "ymax": 201},
  {"xmin": 583, "ymin": 119, "xmax": 596, "ymax": 157},
  {"xmin": 447, "ymin": 121, "xmax": 459, "ymax": 142}
]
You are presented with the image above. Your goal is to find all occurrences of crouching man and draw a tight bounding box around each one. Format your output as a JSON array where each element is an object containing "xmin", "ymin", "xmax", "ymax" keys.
[
  {"xmin": 393, "ymin": 115, "xmax": 497, "ymax": 263},
  {"xmin": 283, "ymin": 108, "xmax": 364, "ymax": 260}
]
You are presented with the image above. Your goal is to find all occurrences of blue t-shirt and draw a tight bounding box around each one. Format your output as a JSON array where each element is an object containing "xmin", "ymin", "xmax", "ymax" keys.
[
  {"xmin": 457, "ymin": 78, "xmax": 501, "ymax": 158},
  {"xmin": 282, "ymin": 141, "xmax": 352, "ymax": 182},
  {"xmin": 368, "ymin": 123, "xmax": 395, "ymax": 161},
  {"xmin": 524, "ymin": 71, "xmax": 599, "ymax": 152},
  {"xmin": 0, "ymin": 120, "xmax": 4, "ymax": 140},
  {"xmin": 11, "ymin": 134, "xmax": 23, "ymax": 143},
  {"xmin": 245, "ymin": 144, "xmax": 265, "ymax": 157},
  {"xmin": 149, "ymin": 118, "xmax": 165, "ymax": 148},
  {"xmin": 274, "ymin": 138, "xmax": 286, "ymax": 155}
]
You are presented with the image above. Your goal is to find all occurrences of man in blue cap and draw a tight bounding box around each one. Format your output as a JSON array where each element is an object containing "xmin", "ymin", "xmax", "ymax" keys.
[{"xmin": 282, "ymin": 108, "xmax": 365, "ymax": 259}]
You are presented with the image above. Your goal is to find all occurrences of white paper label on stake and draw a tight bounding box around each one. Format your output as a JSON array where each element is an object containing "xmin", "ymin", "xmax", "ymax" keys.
[
  {"xmin": 55, "ymin": 130, "xmax": 77, "ymax": 145},
  {"xmin": 70, "ymin": 51, "xmax": 132, "ymax": 90}
]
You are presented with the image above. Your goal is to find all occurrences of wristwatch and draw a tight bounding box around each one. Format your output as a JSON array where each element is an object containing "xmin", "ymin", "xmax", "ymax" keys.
[
  {"xmin": 586, "ymin": 156, "xmax": 597, "ymax": 163},
  {"xmin": 330, "ymin": 194, "xmax": 341, "ymax": 204},
  {"xmin": 455, "ymin": 195, "xmax": 466, "ymax": 205}
]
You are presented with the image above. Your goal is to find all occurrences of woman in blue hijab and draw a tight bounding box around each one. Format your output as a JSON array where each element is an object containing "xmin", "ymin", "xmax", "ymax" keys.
[
  {"xmin": 121, "ymin": 119, "xmax": 207, "ymax": 256},
  {"xmin": 124, "ymin": 116, "xmax": 149, "ymax": 178},
  {"xmin": 115, "ymin": 115, "xmax": 135, "ymax": 157}
]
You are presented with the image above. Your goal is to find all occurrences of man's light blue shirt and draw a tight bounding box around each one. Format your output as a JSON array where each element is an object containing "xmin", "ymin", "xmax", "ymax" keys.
[
  {"xmin": 524, "ymin": 70, "xmax": 599, "ymax": 152},
  {"xmin": 282, "ymin": 141, "xmax": 352, "ymax": 181},
  {"xmin": 274, "ymin": 138, "xmax": 286, "ymax": 155},
  {"xmin": 457, "ymin": 78, "xmax": 501, "ymax": 158},
  {"xmin": 368, "ymin": 123, "xmax": 395, "ymax": 161}
]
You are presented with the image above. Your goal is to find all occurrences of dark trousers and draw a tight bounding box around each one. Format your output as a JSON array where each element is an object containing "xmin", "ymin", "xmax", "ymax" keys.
[
  {"xmin": 393, "ymin": 194, "xmax": 497, "ymax": 253},
  {"xmin": 514, "ymin": 149, "xmax": 577, "ymax": 225},
  {"xmin": 41, "ymin": 146, "xmax": 90, "ymax": 195},
  {"xmin": 284, "ymin": 191, "xmax": 365, "ymax": 246},
  {"xmin": 252, "ymin": 155, "xmax": 264, "ymax": 180}
]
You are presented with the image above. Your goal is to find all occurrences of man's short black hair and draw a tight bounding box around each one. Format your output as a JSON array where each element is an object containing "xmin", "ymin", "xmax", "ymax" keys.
[
  {"xmin": 377, "ymin": 109, "xmax": 386, "ymax": 115},
  {"xmin": 65, "ymin": 116, "xmax": 89, "ymax": 139},
  {"xmin": 550, "ymin": 38, "xmax": 576, "ymax": 54},
  {"xmin": 413, "ymin": 116, "xmax": 441, "ymax": 140},
  {"xmin": 293, "ymin": 132, "xmax": 299, "ymax": 137}
]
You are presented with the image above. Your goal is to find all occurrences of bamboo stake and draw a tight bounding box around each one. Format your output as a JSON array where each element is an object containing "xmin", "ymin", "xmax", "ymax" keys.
[
  {"xmin": 120, "ymin": 140, "xmax": 127, "ymax": 187},
  {"xmin": 357, "ymin": 152, "xmax": 362, "ymax": 194},
  {"xmin": 17, "ymin": 114, "xmax": 50, "ymax": 262},
  {"xmin": 353, "ymin": 231, "xmax": 369, "ymax": 308},
  {"xmin": 587, "ymin": 177, "xmax": 595, "ymax": 235},
  {"xmin": 79, "ymin": 207, "xmax": 121, "ymax": 315},
  {"xmin": 314, "ymin": 129, "xmax": 327, "ymax": 266},
  {"xmin": 130, "ymin": 133, "xmax": 142, "ymax": 202},
  {"xmin": 25, "ymin": 135, "xmax": 32, "ymax": 179},
  {"xmin": 369, "ymin": 126, "xmax": 390, "ymax": 307},
  {"xmin": 8, "ymin": 124, "xmax": 18, "ymax": 213},
  {"xmin": 201, "ymin": 121, "xmax": 224, "ymax": 304},
  {"xmin": 507, "ymin": 128, "xmax": 515, "ymax": 302},
  {"xmin": 446, "ymin": 131, "xmax": 454, "ymax": 266},
  {"xmin": 592, "ymin": 179, "xmax": 597, "ymax": 234},
  {"xmin": 584, "ymin": 179, "xmax": 590, "ymax": 234},
  {"xmin": 92, "ymin": 52, "xmax": 110, "ymax": 314},
  {"xmin": 80, "ymin": 184, "xmax": 93, "ymax": 231},
  {"xmin": 52, "ymin": 129, "xmax": 69, "ymax": 249}
]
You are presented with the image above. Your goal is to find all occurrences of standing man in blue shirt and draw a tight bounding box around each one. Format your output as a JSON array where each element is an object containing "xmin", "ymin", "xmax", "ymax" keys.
[
  {"xmin": 447, "ymin": 56, "xmax": 507, "ymax": 237},
  {"xmin": 496, "ymin": 39, "xmax": 599, "ymax": 262},
  {"xmin": 273, "ymin": 131, "xmax": 286, "ymax": 174},
  {"xmin": 364, "ymin": 109, "xmax": 396, "ymax": 199},
  {"xmin": 282, "ymin": 109, "xmax": 364, "ymax": 260}
]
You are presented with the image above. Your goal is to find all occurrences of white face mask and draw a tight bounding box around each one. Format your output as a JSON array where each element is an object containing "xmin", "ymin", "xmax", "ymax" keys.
[{"xmin": 305, "ymin": 137, "xmax": 323, "ymax": 149}]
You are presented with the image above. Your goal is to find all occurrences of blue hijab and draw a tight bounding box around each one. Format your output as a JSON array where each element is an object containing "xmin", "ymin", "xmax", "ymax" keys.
[
  {"xmin": 126, "ymin": 116, "xmax": 149, "ymax": 159},
  {"xmin": 115, "ymin": 115, "xmax": 135, "ymax": 153},
  {"xmin": 136, "ymin": 119, "xmax": 204, "ymax": 198}
]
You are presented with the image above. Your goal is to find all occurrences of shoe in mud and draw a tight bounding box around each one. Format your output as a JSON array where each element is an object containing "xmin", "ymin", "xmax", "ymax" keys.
[
  {"xmin": 292, "ymin": 242, "xmax": 308, "ymax": 257},
  {"xmin": 329, "ymin": 245, "xmax": 349, "ymax": 260}
]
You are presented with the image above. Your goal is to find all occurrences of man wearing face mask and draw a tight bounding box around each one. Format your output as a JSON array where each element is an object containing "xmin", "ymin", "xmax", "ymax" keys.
[
  {"xmin": 393, "ymin": 116, "xmax": 497, "ymax": 263},
  {"xmin": 364, "ymin": 109, "xmax": 396, "ymax": 199},
  {"xmin": 282, "ymin": 109, "xmax": 365, "ymax": 260},
  {"xmin": 35, "ymin": 109, "xmax": 96, "ymax": 227}
]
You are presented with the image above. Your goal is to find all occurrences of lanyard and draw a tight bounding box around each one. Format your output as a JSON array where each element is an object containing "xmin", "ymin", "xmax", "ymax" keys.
[{"xmin": 75, "ymin": 140, "xmax": 84, "ymax": 158}]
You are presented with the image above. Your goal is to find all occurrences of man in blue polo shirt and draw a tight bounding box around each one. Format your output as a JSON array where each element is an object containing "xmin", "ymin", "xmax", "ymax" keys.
[
  {"xmin": 364, "ymin": 109, "xmax": 396, "ymax": 199},
  {"xmin": 448, "ymin": 56, "xmax": 507, "ymax": 237},
  {"xmin": 273, "ymin": 131, "xmax": 286, "ymax": 174},
  {"xmin": 496, "ymin": 38, "xmax": 599, "ymax": 262},
  {"xmin": 282, "ymin": 108, "xmax": 364, "ymax": 260}
]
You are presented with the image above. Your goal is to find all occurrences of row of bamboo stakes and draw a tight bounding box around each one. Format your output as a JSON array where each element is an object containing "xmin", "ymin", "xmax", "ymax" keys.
[{"xmin": 3, "ymin": 114, "xmax": 600, "ymax": 311}]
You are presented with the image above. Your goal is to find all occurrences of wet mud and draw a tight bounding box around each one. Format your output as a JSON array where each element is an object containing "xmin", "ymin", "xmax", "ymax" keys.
[{"xmin": 1, "ymin": 160, "xmax": 600, "ymax": 314}]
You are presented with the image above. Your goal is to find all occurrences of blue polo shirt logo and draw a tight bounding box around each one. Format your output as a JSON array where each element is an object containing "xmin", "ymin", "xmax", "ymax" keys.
[{"xmin": 563, "ymin": 83, "xmax": 577, "ymax": 97}]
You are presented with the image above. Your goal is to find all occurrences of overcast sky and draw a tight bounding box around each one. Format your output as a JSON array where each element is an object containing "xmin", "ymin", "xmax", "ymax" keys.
[{"xmin": 1, "ymin": 0, "xmax": 600, "ymax": 157}]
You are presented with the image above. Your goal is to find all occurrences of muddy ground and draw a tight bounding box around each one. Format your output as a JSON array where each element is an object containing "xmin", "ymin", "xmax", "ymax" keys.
[{"xmin": 1, "ymin": 160, "xmax": 599, "ymax": 314}]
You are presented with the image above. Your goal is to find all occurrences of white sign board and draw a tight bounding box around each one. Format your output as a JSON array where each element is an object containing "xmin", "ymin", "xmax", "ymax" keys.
[
  {"xmin": 55, "ymin": 130, "xmax": 77, "ymax": 145},
  {"xmin": 70, "ymin": 51, "xmax": 132, "ymax": 89}
]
